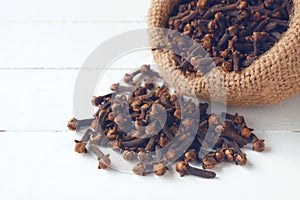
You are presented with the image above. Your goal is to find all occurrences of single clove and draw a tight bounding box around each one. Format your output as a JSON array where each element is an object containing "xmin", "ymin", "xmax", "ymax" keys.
[{"xmin": 176, "ymin": 161, "xmax": 216, "ymax": 179}]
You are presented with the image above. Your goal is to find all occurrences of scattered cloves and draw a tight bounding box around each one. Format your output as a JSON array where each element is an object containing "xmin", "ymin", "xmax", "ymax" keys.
[{"xmin": 68, "ymin": 65, "xmax": 265, "ymax": 178}]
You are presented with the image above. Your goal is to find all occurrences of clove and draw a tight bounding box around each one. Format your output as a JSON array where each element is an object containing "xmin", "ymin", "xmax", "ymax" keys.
[{"xmin": 176, "ymin": 161, "xmax": 216, "ymax": 179}]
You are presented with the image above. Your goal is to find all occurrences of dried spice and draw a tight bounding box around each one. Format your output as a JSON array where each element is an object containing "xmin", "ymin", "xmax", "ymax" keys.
[
  {"xmin": 167, "ymin": 0, "xmax": 293, "ymax": 75},
  {"xmin": 67, "ymin": 65, "xmax": 265, "ymax": 178}
]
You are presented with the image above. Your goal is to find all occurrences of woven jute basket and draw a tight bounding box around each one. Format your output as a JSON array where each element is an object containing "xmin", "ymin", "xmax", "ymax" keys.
[{"xmin": 148, "ymin": 0, "xmax": 300, "ymax": 106}]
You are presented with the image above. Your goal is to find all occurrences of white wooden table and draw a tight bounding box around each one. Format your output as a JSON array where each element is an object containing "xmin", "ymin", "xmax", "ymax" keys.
[{"xmin": 1, "ymin": 1, "xmax": 300, "ymax": 200}]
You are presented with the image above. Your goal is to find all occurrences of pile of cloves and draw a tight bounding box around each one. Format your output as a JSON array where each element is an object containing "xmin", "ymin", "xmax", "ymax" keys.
[
  {"xmin": 68, "ymin": 65, "xmax": 265, "ymax": 178},
  {"xmin": 167, "ymin": 0, "xmax": 293, "ymax": 75}
]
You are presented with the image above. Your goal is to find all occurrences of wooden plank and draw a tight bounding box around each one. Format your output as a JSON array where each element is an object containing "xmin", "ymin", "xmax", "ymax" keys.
[
  {"xmin": 0, "ymin": 69, "xmax": 127, "ymax": 131},
  {"xmin": 0, "ymin": 22, "xmax": 148, "ymax": 69},
  {"xmin": 227, "ymin": 96, "xmax": 300, "ymax": 132},
  {"xmin": 0, "ymin": 0, "xmax": 150, "ymax": 22},
  {"xmin": 0, "ymin": 69, "xmax": 299, "ymax": 131},
  {"xmin": 0, "ymin": 131, "xmax": 299, "ymax": 200}
]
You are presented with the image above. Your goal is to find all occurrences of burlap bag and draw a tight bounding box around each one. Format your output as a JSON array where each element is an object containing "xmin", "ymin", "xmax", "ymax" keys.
[{"xmin": 148, "ymin": 0, "xmax": 300, "ymax": 106}]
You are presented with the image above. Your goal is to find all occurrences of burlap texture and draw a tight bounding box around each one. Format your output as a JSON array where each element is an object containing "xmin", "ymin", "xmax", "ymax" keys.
[{"xmin": 148, "ymin": 0, "xmax": 300, "ymax": 106}]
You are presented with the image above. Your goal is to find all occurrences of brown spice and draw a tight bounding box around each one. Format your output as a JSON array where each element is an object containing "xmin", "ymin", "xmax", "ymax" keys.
[
  {"xmin": 167, "ymin": 0, "xmax": 293, "ymax": 75},
  {"xmin": 67, "ymin": 65, "xmax": 265, "ymax": 178}
]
